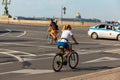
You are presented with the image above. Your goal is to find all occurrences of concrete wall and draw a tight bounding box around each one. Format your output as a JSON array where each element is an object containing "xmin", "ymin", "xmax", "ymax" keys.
[{"xmin": 0, "ymin": 19, "xmax": 100, "ymax": 27}]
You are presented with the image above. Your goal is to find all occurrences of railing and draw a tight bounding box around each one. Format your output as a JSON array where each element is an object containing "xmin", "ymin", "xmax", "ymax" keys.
[{"xmin": 0, "ymin": 19, "xmax": 100, "ymax": 27}]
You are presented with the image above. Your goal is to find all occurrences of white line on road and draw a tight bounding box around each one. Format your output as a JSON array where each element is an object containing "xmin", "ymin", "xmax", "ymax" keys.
[
  {"xmin": 17, "ymin": 31, "xmax": 27, "ymax": 37},
  {"xmin": 0, "ymin": 62, "xmax": 13, "ymax": 65},
  {"xmin": 0, "ymin": 48, "xmax": 37, "ymax": 62},
  {"xmin": 82, "ymin": 57, "xmax": 120, "ymax": 64},
  {"xmin": 0, "ymin": 52, "xmax": 23, "ymax": 62},
  {"xmin": 0, "ymin": 29, "xmax": 11, "ymax": 36},
  {"xmin": 23, "ymin": 57, "xmax": 52, "ymax": 61},
  {"xmin": 0, "ymin": 48, "xmax": 36, "ymax": 56},
  {"xmin": 0, "ymin": 42, "xmax": 56, "ymax": 49},
  {"xmin": 76, "ymin": 48, "xmax": 120, "ymax": 55},
  {"xmin": 38, "ymin": 53, "xmax": 55, "ymax": 57},
  {"xmin": 0, "ymin": 69, "xmax": 54, "ymax": 75},
  {"xmin": 39, "ymin": 45, "xmax": 56, "ymax": 49}
]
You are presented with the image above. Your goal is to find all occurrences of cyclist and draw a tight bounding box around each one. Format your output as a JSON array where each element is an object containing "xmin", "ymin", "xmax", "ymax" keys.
[
  {"xmin": 48, "ymin": 19, "xmax": 59, "ymax": 43},
  {"xmin": 57, "ymin": 25, "xmax": 78, "ymax": 59}
]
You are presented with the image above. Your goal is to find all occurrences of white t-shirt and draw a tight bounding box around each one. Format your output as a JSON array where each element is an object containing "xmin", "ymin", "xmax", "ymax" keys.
[{"xmin": 58, "ymin": 30, "xmax": 73, "ymax": 42}]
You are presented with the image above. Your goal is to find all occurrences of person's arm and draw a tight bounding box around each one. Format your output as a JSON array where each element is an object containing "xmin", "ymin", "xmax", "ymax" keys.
[
  {"xmin": 47, "ymin": 25, "xmax": 51, "ymax": 32},
  {"xmin": 71, "ymin": 35, "xmax": 78, "ymax": 44},
  {"xmin": 48, "ymin": 23, "xmax": 52, "ymax": 32}
]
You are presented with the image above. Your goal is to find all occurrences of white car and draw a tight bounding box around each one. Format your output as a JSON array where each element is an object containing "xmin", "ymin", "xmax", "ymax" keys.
[{"xmin": 88, "ymin": 23, "xmax": 120, "ymax": 40}]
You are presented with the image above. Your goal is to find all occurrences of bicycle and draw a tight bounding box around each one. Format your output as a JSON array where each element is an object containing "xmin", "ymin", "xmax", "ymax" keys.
[
  {"xmin": 46, "ymin": 32, "xmax": 54, "ymax": 45},
  {"xmin": 46, "ymin": 31, "xmax": 59, "ymax": 45},
  {"xmin": 52, "ymin": 43, "xmax": 79, "ymax": 72}
]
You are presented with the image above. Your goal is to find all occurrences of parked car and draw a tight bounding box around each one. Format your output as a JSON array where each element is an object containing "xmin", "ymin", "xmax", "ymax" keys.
[{"xmin": 88, "ymin": 23, "xmax": 120, "ymax": 40}]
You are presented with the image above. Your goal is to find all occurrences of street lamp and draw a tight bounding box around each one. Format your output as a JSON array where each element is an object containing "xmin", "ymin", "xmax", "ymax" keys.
[
  {"xmin": 2, "ymin": 0, "xmax": 11, "ymax": 17},
  {"xmin": 63, "ymin": 7, "xmax": 66, "ymax": 15},
  {"xmin": 61, "ymin": 6, "xmax": 66, "ymax": 26}
]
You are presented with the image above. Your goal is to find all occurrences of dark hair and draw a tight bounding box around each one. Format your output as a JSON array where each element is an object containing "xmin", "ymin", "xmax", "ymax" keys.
[
  {"xmin": 66, "ymin": 25, "xmax": 71, "ymax": 29},
  {"xmin": 50, "ymin": 19, "xmax": 53, "ymax": 22}
]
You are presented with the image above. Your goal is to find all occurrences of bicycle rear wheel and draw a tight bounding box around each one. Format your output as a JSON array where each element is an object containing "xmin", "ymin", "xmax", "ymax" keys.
[
  {"xmin": 68, "ymin": 50, "xmax": 79, "ymax": 69},
  {"xmin": 52, "ymin": 53, "xmax": 63, "ymax": 72}
]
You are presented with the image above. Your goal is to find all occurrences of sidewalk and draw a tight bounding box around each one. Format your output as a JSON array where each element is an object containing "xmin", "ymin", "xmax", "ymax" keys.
[{"xmin": 61, "ymin": 67, "xmax": 120, "ymax": 80}]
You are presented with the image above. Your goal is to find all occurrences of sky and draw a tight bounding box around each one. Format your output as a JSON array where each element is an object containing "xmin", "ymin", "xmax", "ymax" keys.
[{"xmin": 0, "ymin": 0, "xmax": 120, "ymax": 21}]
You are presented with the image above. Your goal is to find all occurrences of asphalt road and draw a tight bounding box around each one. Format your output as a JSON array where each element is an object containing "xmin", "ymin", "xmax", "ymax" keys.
[{"xmin": 0, "ymin": 24, "xmax": 120, "ymax": 80}]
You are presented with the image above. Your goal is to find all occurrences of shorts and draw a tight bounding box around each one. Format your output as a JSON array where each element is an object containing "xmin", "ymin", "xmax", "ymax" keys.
[
  {"xmin": 50, "ymin": 30, "xmax": 58, "ymax": 35},
  {"xmin": 57, "ymin": 42, "xmax": 69, "ymax": 49}
]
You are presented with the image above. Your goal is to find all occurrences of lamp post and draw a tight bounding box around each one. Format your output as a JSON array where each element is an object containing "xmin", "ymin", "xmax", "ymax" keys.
[
  {"xmin": 2, "ymin": 0, "xmax": 11, "ymax": 16},
  {"xmin": 63, "ymin": 7, "xmax": 66, "ymax": 15},
  {"xmin": 61, "ymin": 6, "xmax": 66, "ymax": 26}
]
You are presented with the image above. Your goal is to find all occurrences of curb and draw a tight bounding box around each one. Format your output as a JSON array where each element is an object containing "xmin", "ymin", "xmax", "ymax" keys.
[{"xmin": 61, "ymin": 67, "xmax": 120, "ymax": 80}]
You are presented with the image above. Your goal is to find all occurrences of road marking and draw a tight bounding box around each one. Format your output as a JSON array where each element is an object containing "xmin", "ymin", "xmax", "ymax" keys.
[
  {"xmin": 39, "ymin": 45, "xmax": 56, "ymax": 49},
  {"xmin": 17, "ymin": 31, "xmax": 27, "ymax": 37},
  {"xmin": 0, "ymin": 28, "xmax": 26, "ymax": 38},
  {"xmin": 38, "ymin": 53, "xmax": 55, "ymax": 56},
  {"xmin": 77, "ymin": 48, "xmax": 120, "ymax": 54},
  {"xmin": 0, "ymin": 69, "xmax": 54, "ymax": 75},
  {"xmin": 0, "ymin": 48, "xmax": 36, "ymax": 56},
  {"xmin": 101, "ymin": 43, "xmax": 120, "ymax": 46},
  {"xmin": 76, "ymin": 49, "xmax": 104, "ymax": 54},
  {"xmin": 24, "ymin": 57, "xmax": 52, "ymax": 61},
  {"xmin": 83, "ymin": 57, "xmax": 120, "ymax": 64},
  {"xmin": 0, "ymin": 62, "xmax": 13, "ymax": 65},
  {"xmin": 0, "ymin": 48, "xmax": 37, "ymax": 62},
  {"xmin": 0, "ymin": 52, "xmax": 23, "ymax": 62},
  {"xmin": 0, "ymin": 29, "xmax": 11, "ymax": 36},
  {"xmin": 0, "ymin": 42, "xmax": 56, "ymax": 49},
  {"xmin": 104, "ymin": 49, "xmax": 120, "ymax": 54}
]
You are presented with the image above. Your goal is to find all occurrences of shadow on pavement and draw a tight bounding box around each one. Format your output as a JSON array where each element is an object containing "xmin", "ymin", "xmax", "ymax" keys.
[
  {"xmin": 72, "ymin": 66, "xmax": 115, "ymax": 71},
  {"xmin": 22, "ymin": 61, "xmax": 32, "ymax": 68},
  {"xmin": 0, "ymin": 39, "xmax": 32, "ymax": 42},
  {"xmin": 0, "ymin": 30, "xmax": 23, "ymax": 33}
]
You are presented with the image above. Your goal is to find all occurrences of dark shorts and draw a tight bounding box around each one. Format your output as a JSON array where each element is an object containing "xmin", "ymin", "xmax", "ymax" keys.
[{"xmin": 57, "ymin": 42, "xmax": 69, "ymax": 49}]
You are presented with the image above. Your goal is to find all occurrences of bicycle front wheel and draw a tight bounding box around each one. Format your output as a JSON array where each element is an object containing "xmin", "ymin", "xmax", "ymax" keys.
[
  {"xmin": 68, "ymin": 50, "xmax": 79, "ymax": 69},
  {"xmin": 47, "ymin": 34, "xmax": 53, "ymax": 45},
  {"xmin": 52, "ymin": 53, "xmax": 63, "ymax": 72}
]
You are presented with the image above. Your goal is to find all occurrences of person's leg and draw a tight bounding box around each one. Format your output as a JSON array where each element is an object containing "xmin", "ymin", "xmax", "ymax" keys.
[
  {"xmin": 54, "ymin": 30, "xmax": 58, "ymax": 42},
  {"xmin": 62, "ymin": 44, "xmax": 70, "ymax": 64},
  {"xmin": 60, "ymin": 48, "xmax": 64, "ymax": 54},
  {"xmin": 51, "ymin": 30, "xmax": 58, "ymax": 42},
  {"xmin": 50, "ymin": 30, "xmax": 56, "ymax": 39},
  {"xmin": 57, "ymin": 42, "xmax": 64, "ymax": 54},
  {"xmin": 64, "ymin": 48, "xmax": 70, "ymax": 57},
  {"xmin": 64, "ymin": 43, "xmax": 70, "ymax": 57}
]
